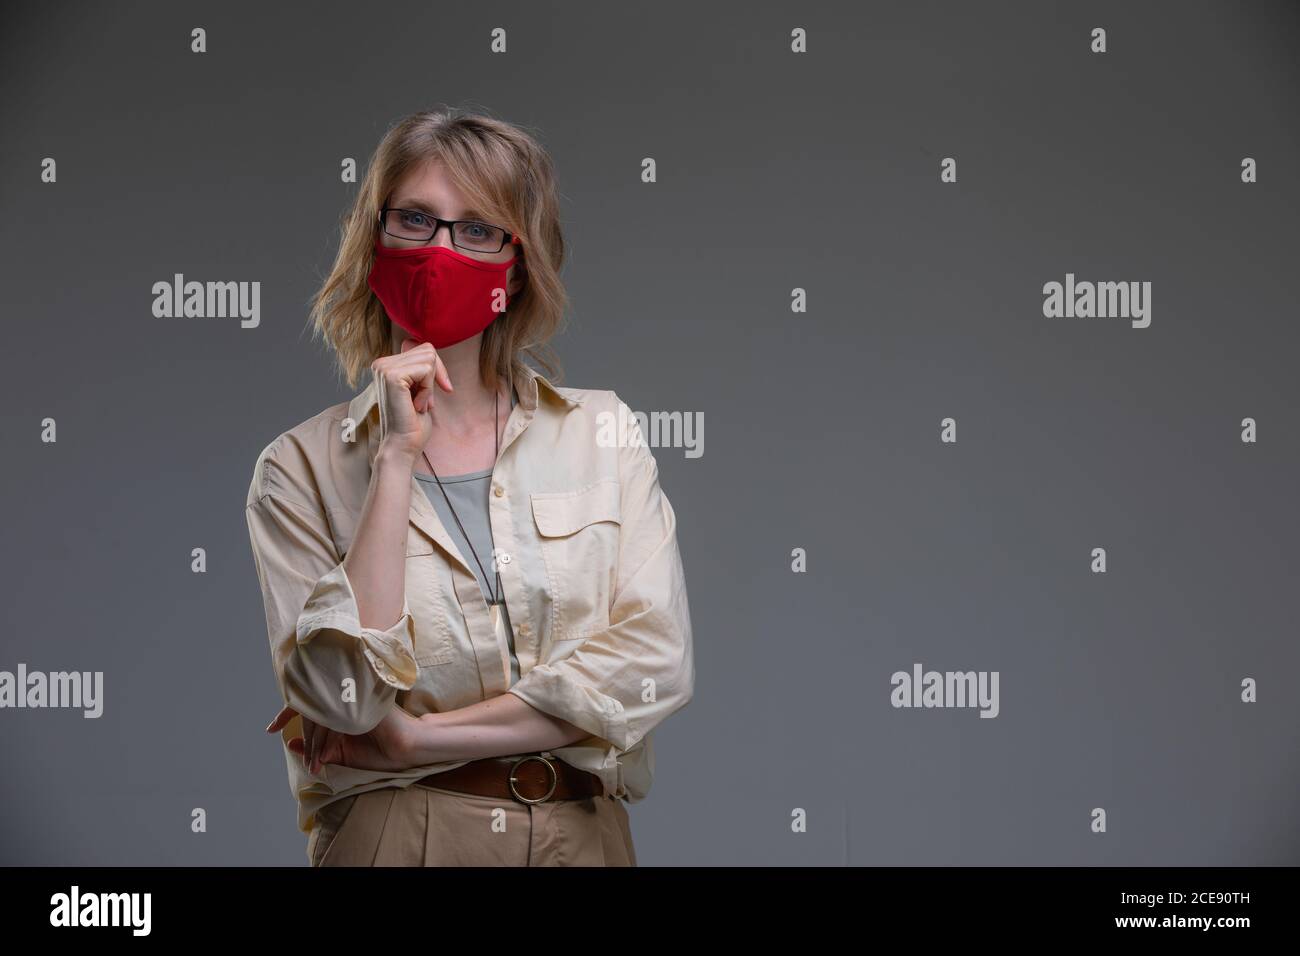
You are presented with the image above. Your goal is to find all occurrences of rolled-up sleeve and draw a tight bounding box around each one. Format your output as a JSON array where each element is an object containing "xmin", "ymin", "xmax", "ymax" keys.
[
  {"xmin": 507, "ymin": 395, "xmax": 695, "ymax": 754},
  {"xmin": 246, "ymin": 488, "xmax": 419, "ymax": 736}
]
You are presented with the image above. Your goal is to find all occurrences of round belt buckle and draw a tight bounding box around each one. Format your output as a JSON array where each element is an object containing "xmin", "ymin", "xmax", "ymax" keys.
[{"xmin": 509, "ymin": 754, "xmax": 559, "ymax": 804}]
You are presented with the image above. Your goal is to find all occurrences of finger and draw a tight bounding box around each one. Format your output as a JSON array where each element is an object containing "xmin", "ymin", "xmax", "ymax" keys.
[
  {"xmin": 391, "ymin": 355, "xmax": 439, "ymax": 415},
  {"xmin": 303, "ymin": 720, "xmax": 317, "ymax": 771},
  {"xmin": 381, "ymin": 354, "xmax": 436, "ymax": 401},
  {"xmin": 310, "ymin": 722, "xmax": 325, "ymax": 774},
  {"xmin": 322, "ymin": 732, "xmax": 343, "ymax": 772},
  {"xmin": 431, "ymin": 350, "xmax": 454, "ymax": 393},
  {"xmin": 410, "ymin": 375, "xmax": 432, "ymax": 415},
  {"xmin": 287, "ymin": 737, "xmax": 304, "ymax": 756},
  {"xmin": 266, "ymin": 704, "xmax": 296, "ymax": 733},
  {"xmin": 373, "ymin": 341, "xmax": 423, "ymax": 373},
  {"xmin": 318, "ymin": 733, "xmax": 337, "ymax": 769},
  {"xmin": 389, "ymin": 343, "xmax": 453, "ymax": 396},
  {"xmin": 403, "ymin": 367, "xmax": 435, "ymax": 416}
]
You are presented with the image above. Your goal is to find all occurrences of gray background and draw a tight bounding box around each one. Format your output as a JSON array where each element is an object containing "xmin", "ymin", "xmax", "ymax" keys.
[{"xmin": 1, "ymin": 0, "xmax": 1297, "ymax": 865}]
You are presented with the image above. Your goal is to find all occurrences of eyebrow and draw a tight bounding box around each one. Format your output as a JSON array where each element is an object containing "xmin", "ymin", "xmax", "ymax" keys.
[{"xmin": 392, "ymin": 197, "xmax": 488, "ymax": 221}]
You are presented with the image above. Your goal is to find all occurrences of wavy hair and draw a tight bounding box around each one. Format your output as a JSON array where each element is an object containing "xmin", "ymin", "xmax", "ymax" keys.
[{"xmin": 308, "ymin": 107, "xmax": 568, "ymax": 393}]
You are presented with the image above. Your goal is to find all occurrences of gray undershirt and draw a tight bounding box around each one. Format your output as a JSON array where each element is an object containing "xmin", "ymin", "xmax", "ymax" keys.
[{"xmin": 413, "ymin": 387, "xmax": 520, "ymax": 686}]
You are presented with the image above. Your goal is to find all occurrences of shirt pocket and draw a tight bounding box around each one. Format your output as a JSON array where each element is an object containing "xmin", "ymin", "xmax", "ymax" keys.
[
  {"xmin": 530, "ymin": 477, "xmax": 622, "ymax": 645},
  {"xmin": 404, "ymin": 527, "xmax": 455, "ymax": 667}
]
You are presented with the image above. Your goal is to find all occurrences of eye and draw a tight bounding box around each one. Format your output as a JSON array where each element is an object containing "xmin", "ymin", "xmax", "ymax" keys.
[{"xmin": 401, "ymin": 211, "xmax": 430, "ymax": 227}]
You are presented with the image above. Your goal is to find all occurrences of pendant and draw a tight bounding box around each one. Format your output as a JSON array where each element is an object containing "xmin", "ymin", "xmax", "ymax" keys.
[{"xmin": 489, "ymin": 601, "xmax": 511, "ymax": 681}]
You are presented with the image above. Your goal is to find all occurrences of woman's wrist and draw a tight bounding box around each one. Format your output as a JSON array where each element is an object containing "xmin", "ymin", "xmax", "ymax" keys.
[
  {"xmin": 376, "ymin": 437, "xmax": 419, "ymax": 471},
  {"xmin": 401, "ymin": 711, "xmax": 449, "ymax": 766}
]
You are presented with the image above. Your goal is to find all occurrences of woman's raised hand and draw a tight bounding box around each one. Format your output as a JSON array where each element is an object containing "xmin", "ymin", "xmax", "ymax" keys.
[{"xmin": 372, "ymin": 339, "xmax": 454, "ymax": 460}]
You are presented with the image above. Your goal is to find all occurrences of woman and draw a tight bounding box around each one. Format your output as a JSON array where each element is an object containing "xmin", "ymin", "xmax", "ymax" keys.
[{"xmin": 244, "ymin": 109, "xmax": 695, "ymax": 866}]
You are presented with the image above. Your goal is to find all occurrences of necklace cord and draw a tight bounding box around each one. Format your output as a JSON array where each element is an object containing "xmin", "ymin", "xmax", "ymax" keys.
[{"xmin": 422, "ymin": 387, "xmax": 503, "ymax": 605}]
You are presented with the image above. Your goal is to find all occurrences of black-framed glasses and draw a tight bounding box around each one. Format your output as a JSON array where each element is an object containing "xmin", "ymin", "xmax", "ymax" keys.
[{"xmin": 378, "ymin": 206, "xmax": 515, "ymax": 254}]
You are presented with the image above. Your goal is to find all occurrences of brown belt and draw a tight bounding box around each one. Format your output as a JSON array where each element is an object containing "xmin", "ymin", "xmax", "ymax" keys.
[{"xmin": 415, "ymin": 753, "xmax": 603, "ymax": 804}]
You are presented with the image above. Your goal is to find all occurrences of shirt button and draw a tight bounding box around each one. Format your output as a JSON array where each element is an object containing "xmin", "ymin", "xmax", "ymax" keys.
[
  {"xmin": 498, "ymin": 552, "xmax": 512, "ymax": 564},
  {"xmin": 492, "ymin": 485, "xmax": 504, "ymax": 497},
  {"xmin": 518, "ymin": 622, "xmax": 530, "ymax": 636}
]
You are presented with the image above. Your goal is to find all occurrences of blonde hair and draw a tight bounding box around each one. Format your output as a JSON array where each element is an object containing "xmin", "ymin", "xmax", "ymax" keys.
[{"xmin": 308, "ymin": 107, "xmax": 568, "ymax": 393}]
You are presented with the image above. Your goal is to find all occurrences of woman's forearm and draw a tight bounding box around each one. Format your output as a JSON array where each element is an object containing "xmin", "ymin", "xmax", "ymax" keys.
[
  {"xmin": 403, "ymin": 693, "xmax": 591, "ymax": 764},
  {"xmin": 344, "ymin": 441, "xmax": 416, "ymax": 630}
]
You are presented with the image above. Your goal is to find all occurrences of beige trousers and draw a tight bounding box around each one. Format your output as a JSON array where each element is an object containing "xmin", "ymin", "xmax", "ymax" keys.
[{"xmin": 307, "ymin": 781, "xmax": 638, "ymax": 867}]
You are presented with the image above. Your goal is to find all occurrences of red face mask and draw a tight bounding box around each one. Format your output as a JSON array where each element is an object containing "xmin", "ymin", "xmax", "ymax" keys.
[{"xmin": 366, "ymin": 237, "xmax": 519, "ymax": 348}]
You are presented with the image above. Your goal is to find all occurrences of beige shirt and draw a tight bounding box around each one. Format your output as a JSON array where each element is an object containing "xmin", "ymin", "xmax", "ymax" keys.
[{"xmin": 245, "ymin": 362, "xmax": 695, "ymax": 834}]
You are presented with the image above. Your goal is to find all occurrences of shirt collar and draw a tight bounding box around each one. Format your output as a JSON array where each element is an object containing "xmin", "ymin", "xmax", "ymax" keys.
[{"xmin": 347, "ymin": 361, "xmax": 583, "ymax": 457}]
